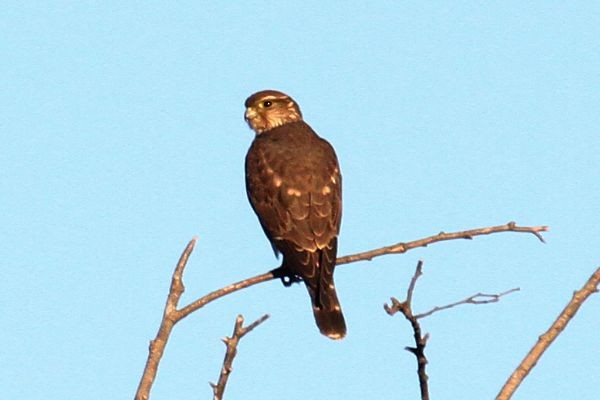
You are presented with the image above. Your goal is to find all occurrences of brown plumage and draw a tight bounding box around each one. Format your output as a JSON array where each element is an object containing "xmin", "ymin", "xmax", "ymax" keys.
[{"xmin": 244, "ymin": 90, "xmax": 346, "ymax": 339}]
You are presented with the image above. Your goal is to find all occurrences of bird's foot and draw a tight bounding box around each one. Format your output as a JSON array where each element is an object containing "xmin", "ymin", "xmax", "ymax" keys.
[
  {"xmin": 271, "ymin": 266, "xmax": 302, "ymax": 287},
  {"xmin": 280, "ymin": 274, "xmax": 302, "ymax": 287}
]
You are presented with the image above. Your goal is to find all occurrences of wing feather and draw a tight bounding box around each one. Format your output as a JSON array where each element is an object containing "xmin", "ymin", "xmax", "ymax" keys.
[{"xmin": 245, "ymin": 124, "xmax": 341, "ymax": 257}]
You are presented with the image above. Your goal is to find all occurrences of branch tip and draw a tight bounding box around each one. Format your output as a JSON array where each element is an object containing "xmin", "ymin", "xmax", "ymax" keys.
[
  {"xmin": 337, "ymin": 221, "xmax": 548, "ymax": 266},
  {"xmin": 212, "ymin": 314, "xmax": 270, "ymax": 400},
  {"xmin": 415, "ymin": 286, "xmax": 520, "ymax": 319}
]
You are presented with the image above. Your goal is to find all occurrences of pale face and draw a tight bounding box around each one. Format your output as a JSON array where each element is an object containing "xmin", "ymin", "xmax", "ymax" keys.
[{"xmin": 245, "ymin": 90, "xmax": 303, "ymax": 134}]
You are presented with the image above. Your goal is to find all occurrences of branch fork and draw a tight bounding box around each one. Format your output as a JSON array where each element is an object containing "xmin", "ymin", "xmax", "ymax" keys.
[{"xmin": 135, "ymin": 222, "xmax": 547, "ymax": 400}]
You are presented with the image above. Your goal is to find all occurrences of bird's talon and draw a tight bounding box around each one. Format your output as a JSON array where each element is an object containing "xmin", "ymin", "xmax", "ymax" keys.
[{"xmin": 281, "ymin": 274, "xmax": 302, "ymax": 287}]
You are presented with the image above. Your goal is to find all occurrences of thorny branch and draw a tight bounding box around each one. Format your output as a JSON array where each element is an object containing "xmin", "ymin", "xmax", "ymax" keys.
[
  {"xmin": 385, "ymin": 261, "xmax": 519, "ymax": 400},
  {"xmin": 211, "ymin": 314, "xmax": 270, "ymax": 400},
  {"xmin": 496, "ymin": 267, "xmax": 600, "ymax": 400},
  {"xmin": 135, "ymin": 222, "xmax": 547, "ymax": 400}
]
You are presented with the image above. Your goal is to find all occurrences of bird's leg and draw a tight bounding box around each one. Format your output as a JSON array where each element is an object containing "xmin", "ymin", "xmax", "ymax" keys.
[{"xmin": 270, "ymin": 266, "xmax": 303, "ymax": 287}]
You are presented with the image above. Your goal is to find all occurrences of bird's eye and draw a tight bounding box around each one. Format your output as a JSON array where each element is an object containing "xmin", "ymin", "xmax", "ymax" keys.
[{"xmin": 263, "ymin": 101, "xmax": 272, "ymax": 108}]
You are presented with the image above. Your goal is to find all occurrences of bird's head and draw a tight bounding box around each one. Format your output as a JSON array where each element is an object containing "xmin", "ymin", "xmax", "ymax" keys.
[{"xmin": 244, "ymin": 90, "xmax": 303, "ymax": 134}]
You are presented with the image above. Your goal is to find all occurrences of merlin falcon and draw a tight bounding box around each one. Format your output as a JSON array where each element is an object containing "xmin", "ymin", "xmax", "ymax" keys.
[{"xmin": 244, "ymin": 90, "xmax": 346, "ymax": 339}]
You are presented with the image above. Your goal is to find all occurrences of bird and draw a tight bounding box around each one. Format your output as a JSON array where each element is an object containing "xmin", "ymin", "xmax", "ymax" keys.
[{"xmin": 244, "ymin": 90, "xmax": 346, "ymax": 339}]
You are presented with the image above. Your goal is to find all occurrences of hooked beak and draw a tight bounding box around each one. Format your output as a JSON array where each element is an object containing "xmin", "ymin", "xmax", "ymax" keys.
[{"xmin": 244, "ymin": 107, "xmax": 258, "ymax": 121}]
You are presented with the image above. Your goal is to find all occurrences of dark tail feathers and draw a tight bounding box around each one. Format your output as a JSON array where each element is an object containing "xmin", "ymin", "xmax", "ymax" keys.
[{"xmin": 311, "ymin": 285, "xmax": 347, "ymax": 340}]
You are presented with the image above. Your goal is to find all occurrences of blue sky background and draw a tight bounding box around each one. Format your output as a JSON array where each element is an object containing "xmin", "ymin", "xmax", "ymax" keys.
[{"xmin": 2, "ymin": 2, "xmax": 599, "ymax": 399}]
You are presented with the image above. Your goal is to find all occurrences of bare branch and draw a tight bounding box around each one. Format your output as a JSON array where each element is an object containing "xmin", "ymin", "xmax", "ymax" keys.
[
  {"xmin": 180, "ymin": 222, "xmax": 547, "ymax": 319},
  {"xmin": 384, "ymin": 261, "xmax": 430, "ymax": 400},
  {"xmin": 177, "ymin": 271, "xmax": 275, "ymax": 319},
  {"xmin": 385, "ymin": 261, "xmax": 519, "ymax": 400},
  {"xmin": 135, "ymin": 237, "xmax": 198, "ymax": 400},
  {"xmin": 337, "ymin": 221, "xmax": 547, "ymax": 265},
  {"xmin": 406, "ymin": 260, "xmax": 423, "ymax": 306},
  {"xmin": 211, "ymin": 314, "xmax": 270, "ymax": 400},
  {"xmin": 415, "ymin": 288, "xmax": 520, "ymax": 319},
  {"xmin": 136, "ymin": 222, "xmax": 547, "ymax": 399},
  {"xmin": 496, "ymin": 267, "xmax": 600, "ymax": 400}
]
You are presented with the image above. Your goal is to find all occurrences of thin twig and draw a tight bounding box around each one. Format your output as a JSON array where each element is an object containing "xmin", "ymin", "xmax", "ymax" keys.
[
  {"xmin": 385, "ymin": 261, "xmax": 520, "ymax": 400},
  {"xmin": 496, "ymin": 267, "xmax": 600, "ymax": 400},
  {"xmin": 415, "ymin": 288, "xmax": 520, "ymax": 319},
  {"xmin": 211, "ymin": 314, "xmax": 270, "ymax": 400},
  {"xmin": 177, "ymin": 271, "xmax": 275, "ymax": 319},
  {"xmin": 136, "ymin": 222, "xmax": 547, "ymax": 399}
]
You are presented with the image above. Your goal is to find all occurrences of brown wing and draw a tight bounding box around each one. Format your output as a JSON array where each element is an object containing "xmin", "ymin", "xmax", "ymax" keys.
[
  {"xmin": 245, "ymin": 121, "xmax": 345, "ymax": 339},
  {"xmin": 245, "ymin": 123, "xmax": 341, "ymax": 259}
]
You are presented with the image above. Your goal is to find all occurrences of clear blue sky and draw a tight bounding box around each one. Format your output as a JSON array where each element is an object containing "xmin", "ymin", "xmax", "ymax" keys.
[{"xmin": 2, "ymin": 2, "xmax": 599, "ymax": 399}]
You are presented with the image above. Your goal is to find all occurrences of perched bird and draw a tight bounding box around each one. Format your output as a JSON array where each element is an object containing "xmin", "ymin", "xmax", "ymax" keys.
[{"xmin": 244, "ymin": 90, "xmax": 346, "ymax": 339}]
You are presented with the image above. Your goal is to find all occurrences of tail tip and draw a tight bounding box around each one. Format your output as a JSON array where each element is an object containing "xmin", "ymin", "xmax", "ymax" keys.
[
  {"xmin": 314, "ymin": 307, "xmax": 347, "ymax": 340},
  {"xmin": 322, "ymin": 329, "xmax": 346, "ymax": 340}
]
